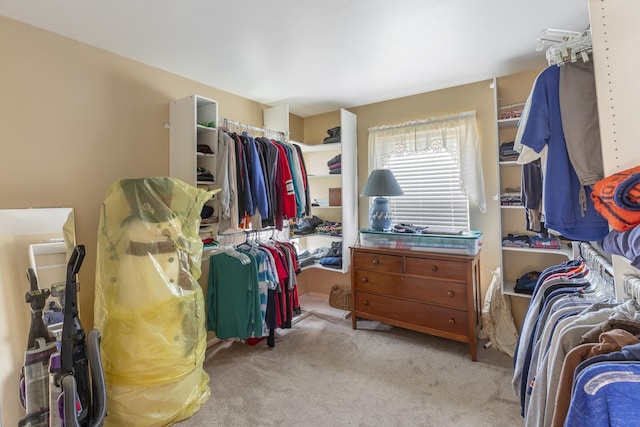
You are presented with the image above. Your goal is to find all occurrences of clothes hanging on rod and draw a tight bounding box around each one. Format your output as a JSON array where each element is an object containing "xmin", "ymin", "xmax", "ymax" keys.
[
  {"xmin": 565, "ymin": 359, "xmax": 640, "ymax": 426},
  {"xmin": 215, "ymin": 124, "xmax": 310, "ymax": 234},
  {"xmin": 511, "ymin": 242, "xmax": 640, "ymax": 427},
  {"xmin": 219, "ymin": 118, "xmax": 289, "ymax": 141},
  {"xmin": 206, "ymin": 231, "xmax": 301, "ymax": 348},
  {"xmin": 562, "ymin": 273, "xmax": 640, "ymax": 426},
  {"xmin": 513, "ymin": 32, "xmax": 608, "ymax": 242}
]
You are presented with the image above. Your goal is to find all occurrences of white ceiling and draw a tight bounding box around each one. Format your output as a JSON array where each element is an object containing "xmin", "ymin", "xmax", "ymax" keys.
[{"xmin": 0, "ymin": 0, "xmax": 590, "ymax": 117}]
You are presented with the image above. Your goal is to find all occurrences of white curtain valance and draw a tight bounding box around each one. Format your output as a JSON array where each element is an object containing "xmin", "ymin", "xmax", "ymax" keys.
[{"xmin": 368, "ymin": 111, "xmax": 486, "ymax": 213}]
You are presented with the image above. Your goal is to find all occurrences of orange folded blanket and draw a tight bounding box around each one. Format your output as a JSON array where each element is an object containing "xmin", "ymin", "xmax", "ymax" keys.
[{"xmin": 591, "ymin": 165, "xmax": 640, "ymax": 231}]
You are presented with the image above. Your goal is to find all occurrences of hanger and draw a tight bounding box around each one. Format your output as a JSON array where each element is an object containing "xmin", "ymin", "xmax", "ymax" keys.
[
  {"xmin": 540, "ymin": 28, "xmax": 593, "ymax": 67},
  {"xmin": 203, "ymin": 244, "xmax": 250, "ymax": 265},
  {"xmin": 204, "ymin": 231, "xmax": 252, "ymax": 265},
  {"xmin": 219, "ymin": 245, "xmax": 251, "ymax": 265},
  {"xmin": 576, "ymin": 242, "xmax": 617, "ymax": 302}
]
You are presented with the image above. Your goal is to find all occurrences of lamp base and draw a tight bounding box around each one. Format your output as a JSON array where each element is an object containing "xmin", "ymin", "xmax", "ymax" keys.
[{"xmin": 369, "ymin": 197, "xmax": 393, "ymax": 231}]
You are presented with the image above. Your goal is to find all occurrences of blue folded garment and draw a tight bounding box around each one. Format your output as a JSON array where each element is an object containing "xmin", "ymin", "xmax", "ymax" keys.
[
  {"xmin": 319, "ymin": 256, "xmax": 342, "ymax": 268},
  {"xmin": 599, "ymin": 226, "xmax": 640, "ymax": 268},
  {"xmin": 614, "ymin": 173, "xmax": 640, "ymax": 211}
]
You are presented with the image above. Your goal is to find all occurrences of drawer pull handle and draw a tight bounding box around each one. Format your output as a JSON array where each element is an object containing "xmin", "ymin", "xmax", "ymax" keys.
[
  {"xmin": 432, "ymin": 266, "xmax": 438, "ymax": 272},
  {"xmin": 363, "ymin": 300, "xmax": 369, "ymax": 306},
  {"xmin": 447, "ymin": 291, "xmax": 454, "ymax": 297},
  {"xmin": 372, "ymin": 259, "xmax": 380, "ymax": 265},
  {"xmin": 361, "ymin": 277, "xmax": 369, "ymax": 283},
  {"xmin": 449, "ymin": 318, "xmax": 455, "ymax": 325}
]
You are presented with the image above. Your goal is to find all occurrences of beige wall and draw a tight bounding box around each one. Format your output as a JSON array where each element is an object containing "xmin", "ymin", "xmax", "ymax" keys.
[
  {"xmin": 296, "ymin": 82, "xmax": 507, "ymax": 297},
  {"xmin": 0, "ymin": 16, "xmax": 271, "ymax": 425},
  {"xmin": 0, "ymin": 15, "xmax": 270, "ymax": 324},
  {"xmin": 0, "ymin": 14, "xmax": 550, "ymax": 426},
  {"xmin": 295, "ymin": 70, "xmax": 551, "ymax": 310},
  {"xmin": 350, "ymin": 81, "xmax": 501, "ymax": 304}
]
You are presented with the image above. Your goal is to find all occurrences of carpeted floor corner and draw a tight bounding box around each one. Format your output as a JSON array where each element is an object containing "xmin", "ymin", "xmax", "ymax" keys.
[{"xmin": 176, "ymin": 312, "xmax": 522, "ymax": 426}]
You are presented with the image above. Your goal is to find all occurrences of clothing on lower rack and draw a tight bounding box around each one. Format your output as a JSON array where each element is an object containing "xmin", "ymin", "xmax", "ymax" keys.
[
  {"xmin": 206, "ymin": 238, "xmax": 301, "ymax": 348},
  {"xmin": 565, "ymin": 361, "xmax": 640, "ymax": 426},
  {"xmin": 509, "ymin": 250, "xmax": 640, "ymax": 427}
]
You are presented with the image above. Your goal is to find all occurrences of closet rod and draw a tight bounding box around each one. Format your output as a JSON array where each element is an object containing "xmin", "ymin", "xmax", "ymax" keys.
[
  {"xmin": 579, "ymin": 241, "xmax": 614, "ymax": 277},
  {"xmin": 216, "ymin": 224, "xmax": 289, "ymax": 245},
  {"xmin": 219, "ymin": 118, "xmax": 289, "ymax": 140}
]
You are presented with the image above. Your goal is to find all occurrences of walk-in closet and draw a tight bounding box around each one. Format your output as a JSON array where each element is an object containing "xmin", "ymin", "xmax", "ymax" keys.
[{"xmin": 2, "ymin": 1, "xmax": 640, "ymax": 426}]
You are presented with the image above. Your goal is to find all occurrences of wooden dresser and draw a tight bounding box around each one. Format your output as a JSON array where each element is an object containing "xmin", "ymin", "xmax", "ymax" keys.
[{"xmin": 350, "ymin": 246, "xmax": 481, "ymax": 361}]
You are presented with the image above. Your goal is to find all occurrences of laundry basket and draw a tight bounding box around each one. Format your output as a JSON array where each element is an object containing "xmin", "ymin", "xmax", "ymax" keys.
[{"xmin": 328, "ymin": 285, "xmax": 351, "ymax": 311}]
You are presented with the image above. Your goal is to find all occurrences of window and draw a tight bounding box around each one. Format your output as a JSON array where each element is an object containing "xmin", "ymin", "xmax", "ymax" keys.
[
  {"xmin": 388, "ymin": 150, "xmax": 469, "ymax": 231},
  {"xmin": 367, "ymin": 111, "xmax": 485, "ymax": 232}
]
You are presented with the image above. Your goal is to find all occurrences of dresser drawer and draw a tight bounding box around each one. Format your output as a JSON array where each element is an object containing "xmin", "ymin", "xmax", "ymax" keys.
[
  {"xmin": 353, "ymin": 269, "xmax": 468, "ymax": 309},
  {"xmin": 352, "ymin": 251, "xmax": 402, "ymax": 273},
  {"xmin": 404, "ymin": 256, "xmax": 467, "ymax": 281},
  {"xmin": 354, "ymin": 292, "xmax": 469, "ymax": 336}
]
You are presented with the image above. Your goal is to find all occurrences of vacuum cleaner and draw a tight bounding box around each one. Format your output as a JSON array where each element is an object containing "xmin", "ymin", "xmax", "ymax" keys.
[
  {"xmin": 57, "ymin": 245, "xmax": 107, "ymax": 427},
  {"xmin": 20, "ymin": 245, "xmax": 107, "ymax": 427},
  {"xmin": 19, "ymin": 268, "xmax": 58, "ymax": 427}
]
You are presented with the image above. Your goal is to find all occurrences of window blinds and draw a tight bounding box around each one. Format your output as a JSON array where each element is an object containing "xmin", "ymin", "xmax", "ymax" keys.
[{"xmin": 388, "ymin": 151, "xmax": 470, "ymax": 231}]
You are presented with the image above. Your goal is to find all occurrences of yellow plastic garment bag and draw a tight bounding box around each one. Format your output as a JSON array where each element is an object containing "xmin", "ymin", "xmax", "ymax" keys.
[{"xmin": 94, "ymin": 177, "xmax": 214, "ymax": 426}]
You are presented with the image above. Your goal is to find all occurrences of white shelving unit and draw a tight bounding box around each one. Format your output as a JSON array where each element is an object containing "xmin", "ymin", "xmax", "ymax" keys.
[
  {"xmin": 168, "ymin": 100, "xmax": 358, "ymax": 274},
  {"xmin": 169, "ymin": 94, "xmax": 219, "ymax": 248},
  {"xmin": 169, "ymin": 95, "xmax": 218, "ymax": 190},
  {"xmin": 493, "ymin": 77, "xmax": 574, "ymax": 298},
  {"xmin": 169, "ymin": 94, "xmax": 218, "ymax": 225},
  {"xmin": 264, "ymin": 106, "xmax": 358, "ymax": 274}
]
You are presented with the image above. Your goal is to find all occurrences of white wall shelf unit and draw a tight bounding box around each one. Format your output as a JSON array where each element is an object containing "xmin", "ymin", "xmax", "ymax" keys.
[
  {"xmin": 502, "ymin": 246, "xmax": 574, "ymax": 258},
  {"xmin": 169, "ymin": 94, "xmax": 218, "ymax": 192},
  {"xmin": 264, "ymin": 106, "xmax": 358, "ymax": 274},
  {"xmin": 169, "ymin": 94, "xmax": 219, "ymax": 242},
  {"xmin": 493, "ymin": 77, "xmax": 574, "ymax": 299}
]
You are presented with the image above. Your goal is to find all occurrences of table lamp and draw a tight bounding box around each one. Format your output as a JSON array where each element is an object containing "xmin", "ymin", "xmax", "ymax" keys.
[{"xmin": 360, "ymin": 168, "xmax": 404, "ymax": 231}]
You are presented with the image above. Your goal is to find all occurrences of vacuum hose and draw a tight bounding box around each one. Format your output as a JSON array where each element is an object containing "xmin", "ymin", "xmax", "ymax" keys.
[{"xmin": 61, "ymin": 329, "xmax": 107, "ymax": 427}]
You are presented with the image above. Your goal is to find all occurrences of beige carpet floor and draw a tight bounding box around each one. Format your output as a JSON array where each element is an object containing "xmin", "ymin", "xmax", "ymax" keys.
[{"xmin": 175, "ymin": 306, "xmax": 522, "ymax": 427}]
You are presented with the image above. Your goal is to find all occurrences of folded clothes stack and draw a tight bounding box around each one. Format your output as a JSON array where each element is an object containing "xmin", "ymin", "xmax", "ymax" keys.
[
  {"xmin": 319, "ymin": 241, "xmax": 343, "ymax": 269},
  {"xmin": 316, "ymin": 221, "xmax": 342, "ymax": 237},
  {"xmin": 501, "ymin": 189, "xmax": 522, "ymax": 206},
  {"xmin": 502, "ymin": 233, "xmax": 562, "ymax": 249},
  {"xmin": 323, "ymin": 126, "xmax": 341, "ymax": 144},
  {"xmin": 298, "ymin": 246, "xmax": 330, "ymax": 268},
  {"xmin": 297, "ymin": 241, "xmax": 343, "ymax": 269},
  {"xmin": 529, "ymin": 235, "xmax": 561, "ymax": 249},
  {"xmin": 500, "ymin": 141, "xmax": 519, "ymax": 161},
  {"xmin": 327, "ymin": 154, "xmax": 341, "ymax": 175},
  {"xmin": 592, "ymin": 165, "xmax": 640, "ymax": 268},
  {"xmin": 502, "ymin": 234, "xmax": 530, "ymax": 248}
]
